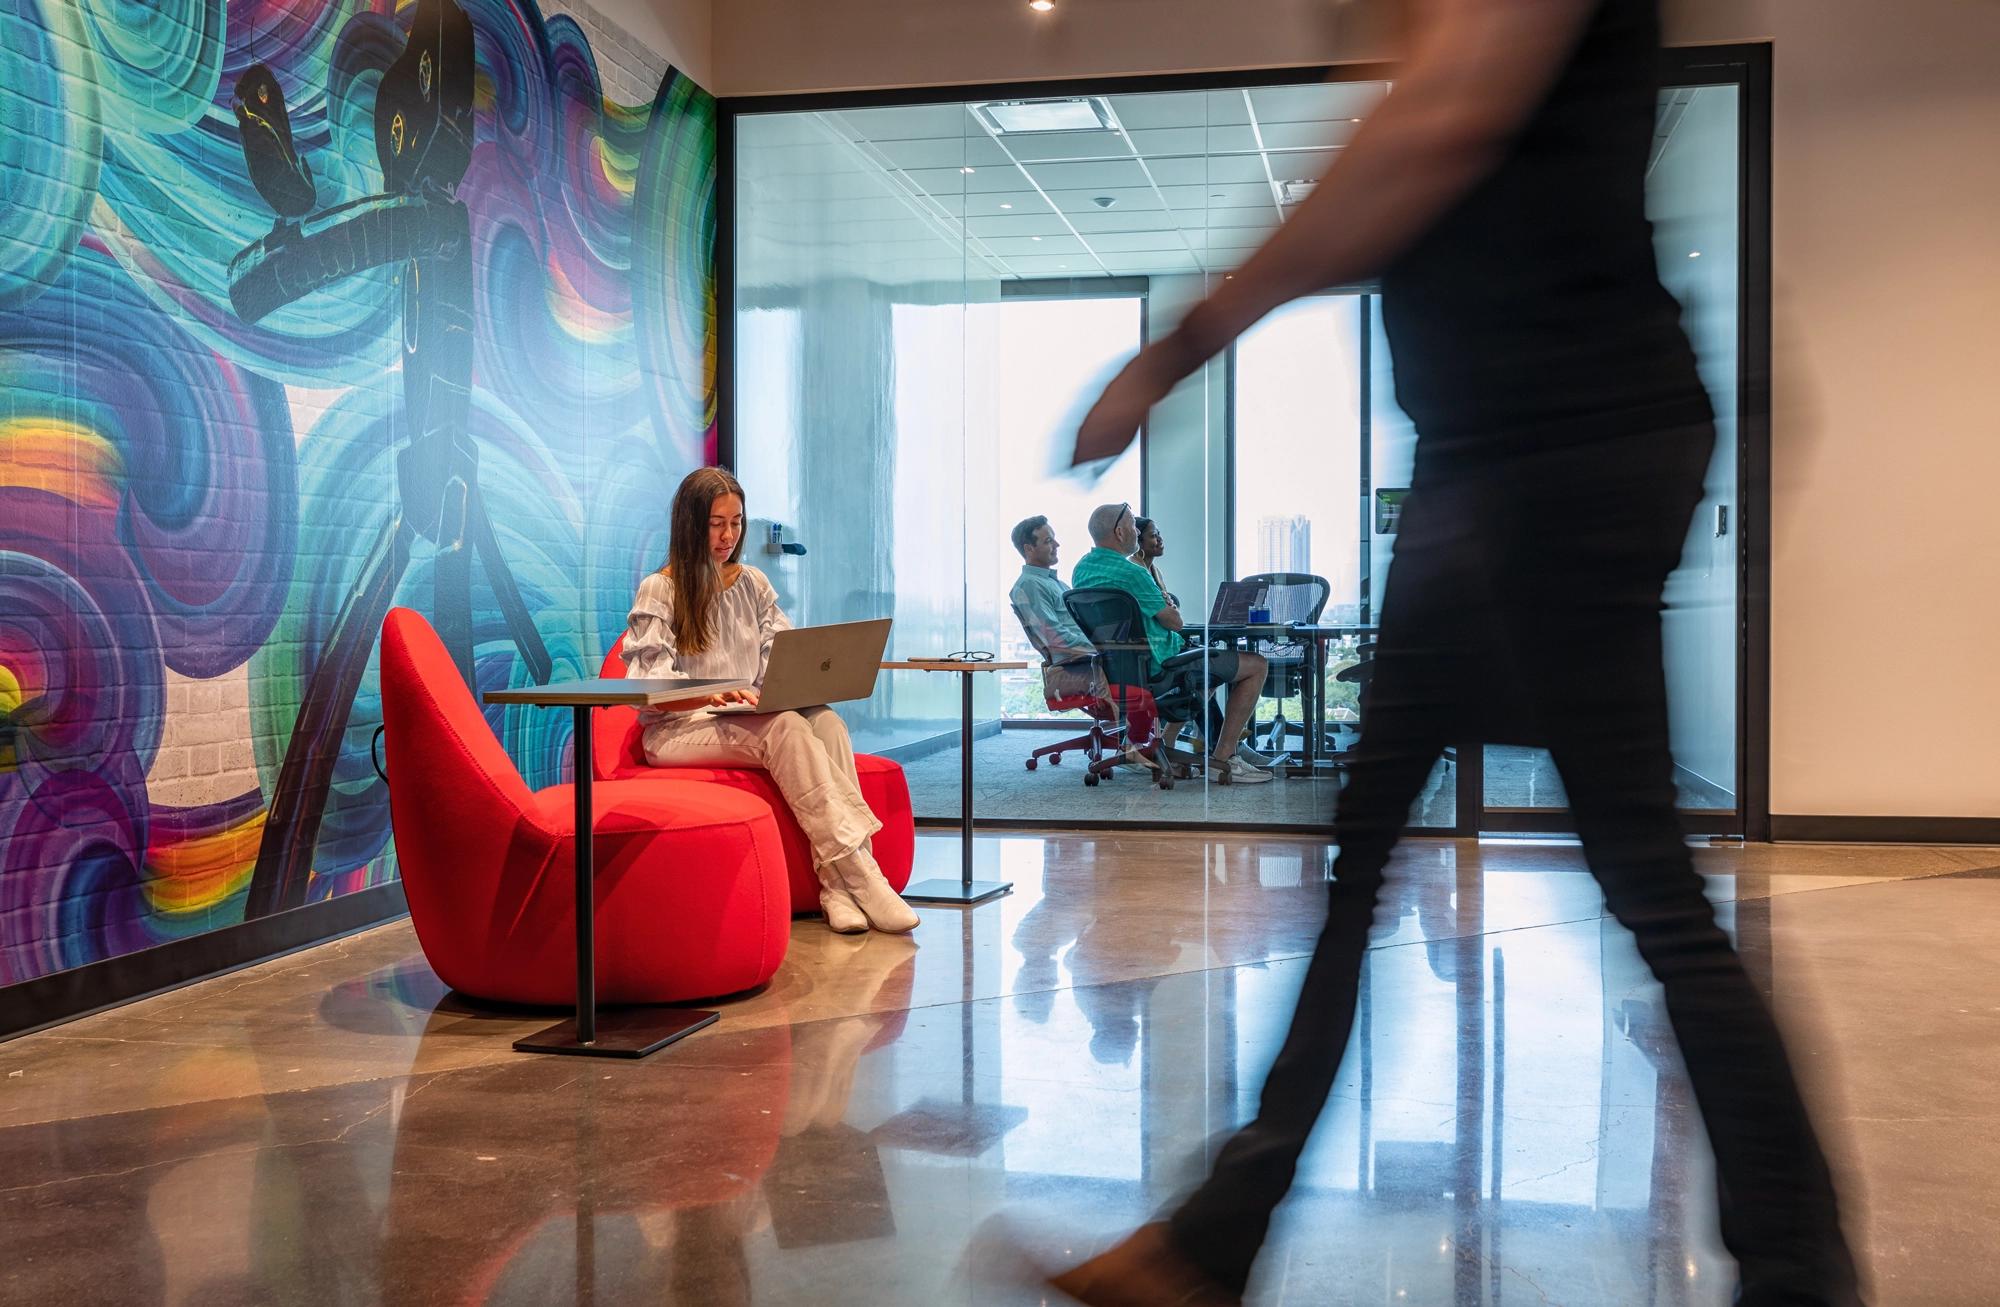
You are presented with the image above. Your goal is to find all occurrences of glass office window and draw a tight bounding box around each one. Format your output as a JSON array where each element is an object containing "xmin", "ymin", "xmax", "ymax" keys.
[
  {"xmin": 991, "ymin": 293, "xmax": 1145, "ymax": 721},
  {"xmin": 1231, "ymin": 296, "xmax": 1364, "ymax": 616}
]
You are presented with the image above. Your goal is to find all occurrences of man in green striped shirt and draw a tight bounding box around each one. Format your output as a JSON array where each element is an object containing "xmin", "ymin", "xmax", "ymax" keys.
[{"xmin": 1070, "ymin": 502, "xmax": 1272, "ymax": 784}]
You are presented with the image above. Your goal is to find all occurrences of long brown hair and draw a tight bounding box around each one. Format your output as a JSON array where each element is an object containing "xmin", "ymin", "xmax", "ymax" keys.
[{"xmin": 662, "ymin": 467, "xmax": 746, "ymax": 656}]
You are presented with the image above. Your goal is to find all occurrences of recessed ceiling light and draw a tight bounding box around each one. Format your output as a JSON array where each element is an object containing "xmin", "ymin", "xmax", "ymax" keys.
[
  {"xmin": 1028, "ymin": 0, "xmax": 1055, "ymax": 11},
  {"xmin": 1000, "ymin": 202, "xmax": 1013, "ymax": 209},
  {"xmin": 1280, "ymin": 179, "xmax": 1318, "ymax": 205},
  {"xmin": 1689, "ymin": 250, "xmax": 1702, "ymax": 259},
  {"xmin": 1032, "ymin": 236, "xmax": 1043, "ymax": 241},
  {"xmin": 1092, "ymin": 195, "xmax": 1117, "ymax": 209},
  {"xmin": 961, "ymin": 166, "xmax": 976, "ymax": 174}
]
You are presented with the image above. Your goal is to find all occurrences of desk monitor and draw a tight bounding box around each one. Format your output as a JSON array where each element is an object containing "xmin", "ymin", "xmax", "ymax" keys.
[{"xmin": 1375, "ymin": 487, "xmax": 1410, "ymax": 535}]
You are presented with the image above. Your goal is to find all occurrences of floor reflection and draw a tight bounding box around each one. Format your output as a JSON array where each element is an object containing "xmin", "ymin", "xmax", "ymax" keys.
[{"xmin": 3, "ymin": 836, "xmax": 1994, "ymax": 1304}]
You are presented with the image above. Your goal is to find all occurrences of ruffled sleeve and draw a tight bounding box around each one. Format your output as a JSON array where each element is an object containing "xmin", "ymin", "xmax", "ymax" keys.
[
  {"xmin": 623, "ymin": 572, "xmax": 680, "ymax": 680},
  {"xmin": 750, "ymin": 567, "xmax": 792, "ymax": 689}
]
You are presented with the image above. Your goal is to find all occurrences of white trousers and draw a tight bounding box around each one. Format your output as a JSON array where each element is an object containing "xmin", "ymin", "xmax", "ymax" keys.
[{"xmin": 642, "ymin": 706, "xmax": 882, "ymax": 869}]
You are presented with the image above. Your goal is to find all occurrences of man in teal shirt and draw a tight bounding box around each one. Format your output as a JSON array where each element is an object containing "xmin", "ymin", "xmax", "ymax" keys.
[{"xmin": 1071, "ymin": 502, "xmax": 1271, "ymax": 784}]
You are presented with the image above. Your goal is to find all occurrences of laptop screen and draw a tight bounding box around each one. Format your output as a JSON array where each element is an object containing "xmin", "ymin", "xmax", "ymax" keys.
[{"xmin": 1208, "ymin": 580, "xmax": 1268, "ymax": 624}]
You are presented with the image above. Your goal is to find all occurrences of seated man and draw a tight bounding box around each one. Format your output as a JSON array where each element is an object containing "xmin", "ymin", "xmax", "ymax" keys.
[
  {"xmin": 1008, "ymin": 515, "xmax": 1105, "ymax": 703},
  {"xmin": 1070, "ymin": 502, "xmax": 1272, "ymax": 785}
]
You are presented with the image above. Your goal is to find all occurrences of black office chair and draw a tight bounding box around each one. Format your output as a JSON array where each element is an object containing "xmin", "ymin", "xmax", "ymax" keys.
[
  {"xmin": 1009, "ymin": 601, "xmax": 1125, "ymax": 781},
  {"xmin": 1063, "ymin": 588, "xmax": 1205, "ymax": 789},
  {"xmin": 1240, "ymin": 572, "xmax": 1330, "ymax": 763}
]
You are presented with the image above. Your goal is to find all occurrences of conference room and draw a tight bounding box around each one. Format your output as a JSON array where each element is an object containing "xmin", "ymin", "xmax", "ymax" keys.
[{"xmin": 726, "ymin": 65, "xmax": 1746, "ymax": 841}]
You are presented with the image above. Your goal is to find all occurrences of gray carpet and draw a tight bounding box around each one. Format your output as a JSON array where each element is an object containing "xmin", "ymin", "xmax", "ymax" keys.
[{"xmin": 899, "ymin": 731, "xmax": 1727, "ymax": 828}]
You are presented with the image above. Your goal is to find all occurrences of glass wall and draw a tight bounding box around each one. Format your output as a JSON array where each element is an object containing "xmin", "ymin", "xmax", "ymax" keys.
[
  {"xmin": 1476, "ymin": 82, "xmax": 1744, "ymax": 827},
  {"xmin": 728, "ymin": 70, "xmax": 1744, "ymax": 836}
]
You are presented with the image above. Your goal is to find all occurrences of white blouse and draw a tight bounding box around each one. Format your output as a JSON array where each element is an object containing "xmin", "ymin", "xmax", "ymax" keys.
[{"xmin": 624, "ymin": 566, "xmax": 792, "ymax": 725}]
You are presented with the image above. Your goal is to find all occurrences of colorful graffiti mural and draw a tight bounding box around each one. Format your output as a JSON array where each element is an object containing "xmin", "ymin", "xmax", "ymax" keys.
[{"xmin": 0, "ymin": 0, "xmax": 716, "ymax": 984}]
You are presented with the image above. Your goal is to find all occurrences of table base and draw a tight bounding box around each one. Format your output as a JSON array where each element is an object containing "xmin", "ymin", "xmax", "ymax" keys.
[
  {"xmin": 902, "ymin": 878, "xmax": 1013, "ymax": 906},
  {"xmin": 513, "ymin": 1007, "xmax": 719, "ymax": 1058}
]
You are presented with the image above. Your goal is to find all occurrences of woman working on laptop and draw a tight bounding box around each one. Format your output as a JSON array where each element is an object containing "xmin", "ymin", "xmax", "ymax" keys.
[{"xmin": 623, "ymin": 468, "xmax": 919, "ymax": 935}]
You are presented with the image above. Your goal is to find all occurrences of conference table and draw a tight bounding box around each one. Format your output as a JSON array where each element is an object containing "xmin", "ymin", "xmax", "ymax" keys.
[
  {"xmin": 484, "ymin": 675, "xmax": 748, "ymax": 1059},
  {"xmin": 1180, "ymin": 621, "xmax": 1379, "ymax": 775}
]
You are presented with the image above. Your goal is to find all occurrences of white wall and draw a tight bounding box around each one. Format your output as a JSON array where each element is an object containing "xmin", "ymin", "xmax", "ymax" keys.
[{"xmin": 717, "ymin": 0, "xmax": 2000, "ymax": 818}]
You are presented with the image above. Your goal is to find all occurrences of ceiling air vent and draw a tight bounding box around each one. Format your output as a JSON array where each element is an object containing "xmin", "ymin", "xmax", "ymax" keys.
[{"xmin": 972, "ymin": 96, "xmax": 1115, "ymax": 135}]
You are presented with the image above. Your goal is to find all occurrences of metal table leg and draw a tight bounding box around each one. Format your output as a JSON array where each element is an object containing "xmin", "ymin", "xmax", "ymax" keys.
[
  {"xmin": 904, "ymin": 670, "xmax": 1012, "ymax": 906},
  {"xmin": 514, "ymin": 704, "xmax": 719, "ymax": 1056}
]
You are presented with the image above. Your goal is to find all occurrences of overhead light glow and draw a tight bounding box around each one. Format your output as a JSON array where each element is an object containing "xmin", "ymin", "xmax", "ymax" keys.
[
  {"xmin": 1689, "ymin": 250, "xmax": 1703, "ymax": 259},
  {"xmin": 1028, "ymin": 0, "xmax": 1055, "ymax": 11},
  {"xmin": 1000, "ymin": 202, "xmax": 1013, "ymax": 209},
  {"xmin": 961, "ymin": 166, "xmax": 976, "ymax": 174}
]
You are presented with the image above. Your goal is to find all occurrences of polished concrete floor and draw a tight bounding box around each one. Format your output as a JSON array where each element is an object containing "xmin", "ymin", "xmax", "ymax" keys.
[{"xmin": 4, "ymin": 834, "xmax": 1999, "ymax": 1305}]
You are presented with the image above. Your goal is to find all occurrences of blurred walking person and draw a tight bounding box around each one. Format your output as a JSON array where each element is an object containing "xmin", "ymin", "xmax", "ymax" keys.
[{"xmin": 1037, "ymin": 0, "xmax": 1861, "ymax": 1303}]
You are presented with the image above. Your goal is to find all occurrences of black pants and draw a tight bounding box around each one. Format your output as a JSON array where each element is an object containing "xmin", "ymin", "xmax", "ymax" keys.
[{"xmin": 1167, "ymin": 423, "xmax": 1860, "ymax": 1306}]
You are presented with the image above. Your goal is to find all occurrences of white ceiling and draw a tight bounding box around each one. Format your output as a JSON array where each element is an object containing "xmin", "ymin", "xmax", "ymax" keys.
[
  {"xmin": 738, "ymin": 82, "xmax": 1387, "ymax": 282},
  {"xmin": 738, "ymin": 81, "xmax": 1709, "ymax": 283}
]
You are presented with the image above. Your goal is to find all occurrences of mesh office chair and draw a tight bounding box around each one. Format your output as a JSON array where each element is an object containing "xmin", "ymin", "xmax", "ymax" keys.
[
  {"xmin": 1009, "ymin": 601, "xmax": 1125, "ymax": 781},
  {"xmin": 1241, "ymin": 572, "xmax": 1331, "ymax": 764},
  {"xmin": 1064, "ymin": 587, "xmax": 1206, "ymax": 789}
]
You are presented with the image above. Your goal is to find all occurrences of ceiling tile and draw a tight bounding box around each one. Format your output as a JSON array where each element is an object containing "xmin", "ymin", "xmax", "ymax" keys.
[
  {"xmin": 1046, "ymin": 186, "xmax": 1164, "ymax": 214},
  {"xmin": 1262, "ymin": 149, "xmax": 1340, "ymax": 182},
  {"xmin": 1105, "ymin": 91, "xmax": 1208, "ymax": 130},
  {"xmin": 1100, "ymin": 250, "xmax": 1199, "ymax": 274},
  {"xmin": 835, "ymin": 103, "xmax": 972, "ymax": 141},
  {"xmin": 1024, "ymin": 158, "xmax": 1151, "ymax": 190},
  {"xmin": 965, "ymin": 212, "xmax": 1077, "ymax": 239},
  {"xmin": 1125, "ymin": 127, "xmax": 1208, "ymax": 158},
  {"xmin": 1067, "ymin": 208, "xmax": 1176, "ymax": 234},
  {"xmin": 1005, "ymin": 254, "xmax": 1102, "ymax": 276},
  {"xmin": 1080, "ymin": 230, "xmax": 1195, "ymax": 253},
  {"xmin": 1204, "ymin": 125, "xmax": 1261, "ymax": 155},
  {"xmin": 1155, "ymin": 181, "xmax": 1270, "ymax": 210},
  {"xmin": 1204, "ymin": 89, "xmax": 1252, "ymax": 126},
  {"xmin": 995, "ymin": 129, "xmax": 1131, "ymax": 163},
  {"xmin": 1141, "ymin": 156, "xmax": 1212, "ymax": 187},
  {"xmin": 872, "ymin": 137, "xmax": 976, "ymax": 171},
  {"xmin": 963, "ymin": 191, "xmax": 1047, "ymax": 216},
  {"xmin": 1258, "ymin": 120, "xmax": 1359, "ymax": 152},
  {"xmin": 982, "ymin": 234, "xmax": 1089, "ymax": 257},
  {"xmin": 1249, "ymin": 81, "xmax": 1388, "ymax": 124}
]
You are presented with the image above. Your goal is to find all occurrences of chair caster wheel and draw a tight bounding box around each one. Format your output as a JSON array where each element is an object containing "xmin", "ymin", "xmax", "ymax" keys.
[
  {"xmin": 1050, "ymin": 754, "xmax": 1062, "ymax": 765},
  {"xmin": 1025, "ymin": 758, "xmax": 1037, "ymax": 771},
  {"xmin": 1084, "ymin": 772, "xmax": 1100, "ymax": 787}
]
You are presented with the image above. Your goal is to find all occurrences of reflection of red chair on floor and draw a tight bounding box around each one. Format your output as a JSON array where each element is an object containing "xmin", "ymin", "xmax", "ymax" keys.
[
  {"xmin": 592, "ymin": 638, "xmax": 915, "ymax": 915},
  {"xmin": 381, "ymin": 1011, "xmax": 793, "ymax": 1305},
  {"xmin": 379, "ymin": 608, "xmax": 791, "ymax": 1007}
]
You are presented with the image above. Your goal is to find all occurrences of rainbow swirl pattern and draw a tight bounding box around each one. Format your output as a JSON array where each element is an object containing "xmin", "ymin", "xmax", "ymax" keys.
[{"xmin": 0, "ymin": 0, "xmax": 716, "ymax": 986}]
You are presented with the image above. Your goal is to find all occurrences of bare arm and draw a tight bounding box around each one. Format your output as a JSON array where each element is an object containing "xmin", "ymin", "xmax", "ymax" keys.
[
  {"xmin": 1155, "ymin": 602, "xmax": 1184, "ymax": 632},
  {"xmin": 1074, "ymin": 0, "xmax": 1601, "ymax": 462}
]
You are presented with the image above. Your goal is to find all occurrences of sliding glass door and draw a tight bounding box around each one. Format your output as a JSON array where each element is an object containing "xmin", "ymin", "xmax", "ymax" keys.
[{"xmin": 1475, "ymin": 74, "xmax": 1749, "ymax": 833}]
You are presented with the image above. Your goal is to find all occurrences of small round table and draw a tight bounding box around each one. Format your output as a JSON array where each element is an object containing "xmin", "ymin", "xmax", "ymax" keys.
[{"xmin": 881, "ymin": 659, "xmax": 1029, "ymax": 906}]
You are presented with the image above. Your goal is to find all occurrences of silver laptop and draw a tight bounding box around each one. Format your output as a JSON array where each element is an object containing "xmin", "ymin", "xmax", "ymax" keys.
[{"xmin": 710, "ymin": 618, "xmax": 893, "ymax": 715}]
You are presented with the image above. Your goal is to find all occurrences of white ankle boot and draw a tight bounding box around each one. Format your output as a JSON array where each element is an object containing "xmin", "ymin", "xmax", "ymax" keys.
[
  {"xmin": 818, "ymin": 885, "xmax": 869, "ymax": 934},
  {"xmin": 832, "ymin": 850, "xmax": 920, "ymax": 934}
]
